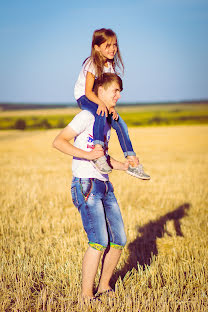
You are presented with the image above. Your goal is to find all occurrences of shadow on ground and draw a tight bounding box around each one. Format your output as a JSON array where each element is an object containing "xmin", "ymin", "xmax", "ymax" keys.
[{"xmin": 111, "ymin": 203, "xmax": 190, "ymax": 286}]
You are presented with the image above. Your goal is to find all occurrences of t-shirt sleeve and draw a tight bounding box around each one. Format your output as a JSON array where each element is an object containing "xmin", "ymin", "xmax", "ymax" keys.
[
  {"xmin": 68, "ymin": 111, "xmax": 94, "ymax": 135},
  {"xmin": 83, "ymin": 59, "xmax": 96, "ymax": 76},
  {"xmin": 110, "ymin": 63, "xmax": 115, "ymax": 73}
]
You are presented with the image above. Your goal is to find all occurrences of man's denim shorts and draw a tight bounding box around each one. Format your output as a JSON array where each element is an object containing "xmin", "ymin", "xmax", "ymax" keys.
[{"xmin": 71, "ymin": 177, "xmax": 127, "ymax": 251}]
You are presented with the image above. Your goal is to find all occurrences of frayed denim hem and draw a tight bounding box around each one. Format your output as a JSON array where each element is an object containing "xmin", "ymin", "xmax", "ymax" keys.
[
  {"xmin": 124, "ymin": 151, "xmax": 136, "ymax": 157},
  {"xmin": 94, "ymin": 140, "xmax": 104, "ymax": 147}
]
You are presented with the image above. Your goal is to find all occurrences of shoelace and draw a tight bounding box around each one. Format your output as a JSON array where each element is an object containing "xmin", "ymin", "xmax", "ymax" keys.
[
  {"xmin": 95, "ymin": 156, "xmax": 110, "ymax": 170},
  {"xmin": 136, "ymin": 164, "xmax": 144, "ymax": 174}
]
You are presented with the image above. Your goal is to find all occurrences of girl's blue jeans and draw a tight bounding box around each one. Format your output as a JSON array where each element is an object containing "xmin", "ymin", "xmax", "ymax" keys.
[
  {"xmin": 71, "ymin": 177, "xmax": 127, "ymax": 251},
  {"xmin": 77, "ymin": 95, "xmax": 136, "ymax": 157}
]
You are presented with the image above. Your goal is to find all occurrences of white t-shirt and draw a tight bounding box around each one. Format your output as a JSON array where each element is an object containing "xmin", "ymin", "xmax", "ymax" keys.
[
  {"xmin": 68, "ymin": 110, "xmax": 111, "ymax": 181},
  {"xmin": 74, "ymin": 58, "xmax": 115, "ymax": 100}
]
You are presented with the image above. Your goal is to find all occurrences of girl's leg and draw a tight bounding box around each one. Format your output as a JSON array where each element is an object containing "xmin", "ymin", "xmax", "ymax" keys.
[
  {"xmin": 77, "ymin": 96, "xmax": 106, "ymax": 148},
  {"xmin": 110, "ymin": 115, "xmax": 150, "ymax": 178},
  {"xmin": 82, "ymin": 246, "xmax": 102, "ymax": 298},
  {"xmin": 77, "ymin": 96, "xmax": 112, "ymax": 173},
  {"xmin": 110, "ymin": 114, "xmax": 137, "ymax": 159}
]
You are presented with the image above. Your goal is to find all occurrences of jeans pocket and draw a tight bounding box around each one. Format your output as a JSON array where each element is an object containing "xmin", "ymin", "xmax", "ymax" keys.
[{"xmin": 80, "ymin": 179, "xmax": 93, "ymax": 201}]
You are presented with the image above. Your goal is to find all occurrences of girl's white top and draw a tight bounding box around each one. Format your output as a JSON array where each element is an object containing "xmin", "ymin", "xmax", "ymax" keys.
[{"xmin": 74, "ymin": 58, "xmax": 115, "ymax": 100}]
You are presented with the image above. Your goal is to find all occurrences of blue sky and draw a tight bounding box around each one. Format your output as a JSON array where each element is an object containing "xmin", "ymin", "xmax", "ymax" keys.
[{"xmin": 0, "ymin": 0, "xmax": 208, "ymax": 103}]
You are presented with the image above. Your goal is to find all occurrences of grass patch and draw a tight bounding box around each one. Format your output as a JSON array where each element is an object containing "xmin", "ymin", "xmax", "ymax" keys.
[{"xmin": 0, "ymin": 126, "xmax": 207, "ymax": 311}]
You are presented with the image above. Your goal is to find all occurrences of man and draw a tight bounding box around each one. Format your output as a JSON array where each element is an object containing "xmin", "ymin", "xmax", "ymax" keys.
[{"xmin": 53, "ymin": 73, "xmax": 132, "ymax": 301}]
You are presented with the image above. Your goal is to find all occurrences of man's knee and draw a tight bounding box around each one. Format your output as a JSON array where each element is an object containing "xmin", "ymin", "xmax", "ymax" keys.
[
  {"xmin": 88, "ymin": 241, "xmax": 108, "ymax": 251},
  {"xmin": 110, "ymin": 233, "xmax": 127, "ymax": 250}
]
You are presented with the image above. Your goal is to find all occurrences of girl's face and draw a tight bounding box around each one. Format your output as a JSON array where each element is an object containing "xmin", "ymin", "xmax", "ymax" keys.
[{"xmin": 95, "ymin": 36, "xmax": 118, "ymax": 60}]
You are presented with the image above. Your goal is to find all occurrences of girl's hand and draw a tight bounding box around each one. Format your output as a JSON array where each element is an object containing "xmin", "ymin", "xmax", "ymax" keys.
[
  {"xmin": 97, "ymin": 102, "xmax": 108, "ymax": 117},
  {"xmin": 109, "ymin": 107, "xmax": 118, "ymax": 120}
]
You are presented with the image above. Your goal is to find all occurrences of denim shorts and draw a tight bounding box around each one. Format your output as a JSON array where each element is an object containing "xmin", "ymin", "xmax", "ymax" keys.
[{"xmin": 71, "ymin": 177, "xmax": 127, "ymax": 251}]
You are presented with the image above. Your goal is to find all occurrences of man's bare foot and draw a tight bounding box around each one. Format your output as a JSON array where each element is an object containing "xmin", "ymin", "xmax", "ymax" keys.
[{"xmin": 96, "ymin": 288, "xmax": 114, "ymax": 298}]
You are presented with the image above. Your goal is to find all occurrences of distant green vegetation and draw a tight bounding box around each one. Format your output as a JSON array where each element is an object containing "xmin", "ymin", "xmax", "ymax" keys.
[
  {"xmin": 119, "ymin": 108, "xmax": 208, "ymax": 127},
  {"xmin": 0, "ymin": 103, "xmax": 208, "ymax": 130},
  {"xmin": 0, "ymin": 115, "xmax": 75, "ymax": 130}
]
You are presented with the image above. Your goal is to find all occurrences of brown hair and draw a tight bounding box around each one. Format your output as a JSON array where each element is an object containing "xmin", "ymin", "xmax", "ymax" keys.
[
  {"xmin": 93, "ymin": 73, "xmax": 123, "ymax": 96},
  {"xmin": 83, "ymin": 28, "xmax": 124, "ymax": 78}
]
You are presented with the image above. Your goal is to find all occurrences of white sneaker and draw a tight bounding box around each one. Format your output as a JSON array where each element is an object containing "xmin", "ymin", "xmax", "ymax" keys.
[
  {"xmin": 90, "ymin": 156, "xmax": 112, "ymax": 174},
  {"xmin": 127, "ymin": 164, "xmax": 150, "ymax": 180}
]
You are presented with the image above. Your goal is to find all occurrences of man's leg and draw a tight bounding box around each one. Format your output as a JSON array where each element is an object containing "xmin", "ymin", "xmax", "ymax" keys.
[
  {"xmin": 75, "ymin": 178, "xmax": 110, "ymax": 297},
  {"xmin": 82, "ymin": 246, "xmax": 102, "ymax": 298},
  {"xmin": 97, "ymin": 246, "xmax": 122, "ymax": 293},
  {"xmin": 97, "ymin": 183, "xmax": 127, "ymax": 293}
]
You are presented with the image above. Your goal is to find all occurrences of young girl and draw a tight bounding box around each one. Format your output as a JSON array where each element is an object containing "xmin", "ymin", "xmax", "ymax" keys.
[{"xmin": 74, "ymin": 28, "xmax": 150, "ymax": 180}]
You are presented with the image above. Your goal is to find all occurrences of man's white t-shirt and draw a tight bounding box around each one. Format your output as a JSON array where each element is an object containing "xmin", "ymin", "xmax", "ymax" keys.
[
  {"xmin": 74, "ymin": 59, "xmax": 115, "ymax": 100},
  {"xmin": 68, "ymin": 110, "xmax": 111, "ymax": 181}
]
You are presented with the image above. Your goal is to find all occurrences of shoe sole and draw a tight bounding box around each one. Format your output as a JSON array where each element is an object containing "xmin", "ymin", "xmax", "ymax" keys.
[
  {"xmin": 90, "ymin": 161, "xmax": 112, "ymax": 175},
  {"xmin": 126, "ymin": 170, "xmax": 151, "ymax": 180}
]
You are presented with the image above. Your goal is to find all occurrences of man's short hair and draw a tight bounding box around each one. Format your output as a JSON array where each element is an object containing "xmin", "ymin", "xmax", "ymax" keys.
[{"xmin": 93, "ymin": 73, "xmax": 123, "ymax": 96}]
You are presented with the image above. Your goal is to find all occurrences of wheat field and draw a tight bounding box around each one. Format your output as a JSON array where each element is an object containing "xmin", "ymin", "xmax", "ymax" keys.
[{"xmin": 0, "ymin": 125, "xmax": 207, "ymax": 311}]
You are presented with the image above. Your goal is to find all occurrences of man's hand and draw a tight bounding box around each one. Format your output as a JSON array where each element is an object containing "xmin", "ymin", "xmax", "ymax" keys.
[
  {"xmin": 85, "ymin": 146, "xmax": 104, "ymax": 160},
  {"xmin": 127, "ymin": 155, "xmax": 139, "ymax": 167},
  {"xmin": 123, "ymin": 159, "xmax": 130, "ymax": 171},
  {"xmin": 109, "ymin": 157, "xmax": 130, "ymax": 171},
  {"xmin": 109, "ymin": 107, "xmax": 118, "ymax": 120},
  {"xmin": 96, "ymin": 102, "xmax": 108, "ymax": 117}
]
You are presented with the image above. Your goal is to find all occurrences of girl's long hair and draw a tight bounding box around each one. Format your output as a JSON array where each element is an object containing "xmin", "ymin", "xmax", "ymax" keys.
[{"xmin": 83, "ymin": 28, "xmax": 124, "ymax": 78}]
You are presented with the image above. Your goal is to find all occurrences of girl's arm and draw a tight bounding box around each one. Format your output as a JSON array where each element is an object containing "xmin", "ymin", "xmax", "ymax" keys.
[
  {"xmin": 52, "ymin": 125, "xmax": 104, "ymax": 160},
  {"xmin": 85, "ymin": 71, "xmax": 108, "ymax": 116}
]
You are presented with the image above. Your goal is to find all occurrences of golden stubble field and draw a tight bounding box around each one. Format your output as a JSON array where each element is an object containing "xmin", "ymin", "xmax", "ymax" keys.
[{"xmin": 0, "ymin": 125, "xmax": 207, "ymax": 311}]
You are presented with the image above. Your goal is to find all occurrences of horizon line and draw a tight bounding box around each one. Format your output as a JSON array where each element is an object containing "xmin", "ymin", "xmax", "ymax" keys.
[{"xmin": 0, "ymin": 99, "xmax": 208, "ymax": 106}]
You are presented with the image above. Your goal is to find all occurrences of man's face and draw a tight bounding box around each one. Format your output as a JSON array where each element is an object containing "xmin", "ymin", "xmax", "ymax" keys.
[{"xmin": 100, "ymin": 82, "xmax": 121, "ymax": 109}]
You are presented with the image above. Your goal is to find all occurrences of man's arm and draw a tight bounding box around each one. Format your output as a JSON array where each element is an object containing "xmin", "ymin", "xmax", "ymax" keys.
[
  {"xmin": 52, "ymin": 125, "xmax": 103, "ymax": 160},
  {"xmin": 109, "ymin": 156, "xmax": 129, "ymax": 171}
]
